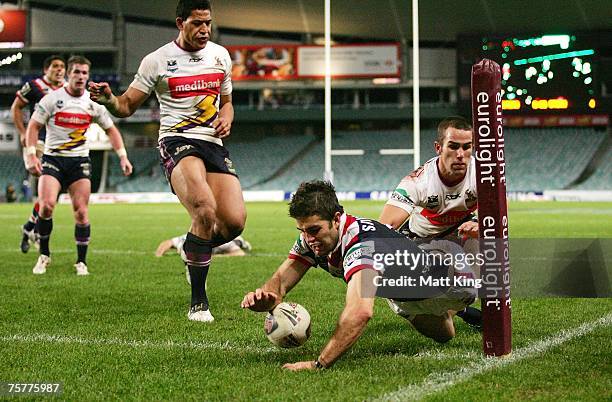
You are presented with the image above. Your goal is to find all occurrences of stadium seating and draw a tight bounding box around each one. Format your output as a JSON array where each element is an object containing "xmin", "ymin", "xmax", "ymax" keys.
[
  {"xmin": 504, "ymin": 128, "xmax": 607, "ymax": 191},
  {"xmin": 0, "ymin": 128, "xmax": 609, "ymax": 196},
  {"xmin": 225, "ymin": 133, "xmax": 317, "ymax": 189},
  {"xmin": 249, "ymin": 130, "xmax": 438, "ymax": 192},
  {"xmin": 107, "ymin": 148, "xmax": 160, "ymax": 189},
  {"xmin": 573, "ymin": 145, "xmax": 612, "ymax": 190},
  {"xmin": 0, "ymin": 152, "xmax": 26, "ymax": 197}
]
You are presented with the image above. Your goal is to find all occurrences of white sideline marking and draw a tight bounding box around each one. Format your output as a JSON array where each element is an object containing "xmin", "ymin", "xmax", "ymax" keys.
[
  {"xmin": 373, "ymin": 313, "xmax": 612, "ymax": 402},
  {"xmin": 0, "ymin": 333, "xmax": 278, "ymax": 354}
]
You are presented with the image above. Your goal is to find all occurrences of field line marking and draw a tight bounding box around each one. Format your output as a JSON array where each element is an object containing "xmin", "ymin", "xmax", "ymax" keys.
[
  {"xmin": 0, "ymin": 333, "xmax": 278, "ymax": 354},
  {"xmin": 373, "ymin": 313, "xmax": 612, "ymax": 402}
]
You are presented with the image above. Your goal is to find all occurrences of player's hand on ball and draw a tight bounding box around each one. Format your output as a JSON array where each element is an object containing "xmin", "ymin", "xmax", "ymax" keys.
[
  {"xmin": 213, "ymin": 117, "xmax": 231, "ymax": 138},
  {"xmin": 458, "ymin": 221, "xmax": 479, "ymax": 239},
  {"xmin": 282, "ymin": 361, "xmax": 317, "ymax": 372},
  {"xmin": 241, "ymin": 288, "xmax": 279, "ymax": 312},
  {"xmin": 88, "ymin": 82, "xmax": 113, "ymax": 105}
]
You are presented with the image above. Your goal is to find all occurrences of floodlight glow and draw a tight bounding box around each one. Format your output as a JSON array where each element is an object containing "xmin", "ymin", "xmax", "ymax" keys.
[
  {"xmin": 582, "ymin": 62, "xmax": 591, "ymax": 74},
  {"xmin": 514, "ymin": 49, "xmax": 595, "ymax": 66}
]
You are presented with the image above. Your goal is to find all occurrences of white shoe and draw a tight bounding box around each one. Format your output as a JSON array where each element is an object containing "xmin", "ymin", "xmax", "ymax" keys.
[
  {"xmin": 74, "ymin": 262, "xmax": 89, "ymax": 276},
  {"xmin": 33, "ymin": 255, "xmax": 51, "ymax": 275},
  {"xmin": 234, "ymin": 236, "xmax": 252, "ymax": 252},
  {"xmin": 187, "ymin": 303, "xmax": 214, "ymax": 322}
]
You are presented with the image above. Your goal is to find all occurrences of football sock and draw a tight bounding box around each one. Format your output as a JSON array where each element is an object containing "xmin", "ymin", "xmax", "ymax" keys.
[
  {"xmin": 210, "ymin": 232, "xmax": 232, "ymax": 248},
  {"xmin": 37, "ymin": 216, "xmax": 53, "ymax": 256},
  {"xmin": 456, "ymin": 306, "xmax": 482, "ymax": 328},
  {"xmin": 75, "ymin": 223, "xmax": 90, "ymax": 264},
  {"xmin": 183, "ymin": 232, "xmax": 212, "ymax": 308},
  {"xmin": 23, "ymin": 202, "xmax": 40, "ymax": 232}
]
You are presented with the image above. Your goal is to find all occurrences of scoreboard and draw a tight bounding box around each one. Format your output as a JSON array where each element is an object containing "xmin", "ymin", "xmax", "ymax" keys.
[{"xmin": 457, "ymin": 32, "xmax": 609, "ymax": 116}]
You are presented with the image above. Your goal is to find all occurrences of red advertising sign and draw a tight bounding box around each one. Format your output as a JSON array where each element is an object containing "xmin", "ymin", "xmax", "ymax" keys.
[{"xmin": 0, "ymin": 10, "xmax": 26, "ymax": 43}]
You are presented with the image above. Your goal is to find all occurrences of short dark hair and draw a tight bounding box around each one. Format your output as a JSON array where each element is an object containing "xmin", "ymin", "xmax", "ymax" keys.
[
  {"xmin": 67, "ymin": 55, "xmax": 91, "ymax": 73},
  {"xmin": 436, "ymin": 116, "xmax": 472, "ymax": 145},
  {"xmin": 43, "ymin": 55, "xmax": 65, "ymax": 70},
  {"xmin": 289, "ymin": 180, "xmax": 344, "ymax": 222},
  {"xmin": 176, "ymin": 0, "xmax": 211, "ymax": 20}
]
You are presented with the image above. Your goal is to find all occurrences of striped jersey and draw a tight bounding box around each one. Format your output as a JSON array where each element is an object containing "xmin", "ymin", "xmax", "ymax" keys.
[
  {"xmin": 16, "ymin": 77, "xmax": 64, "ymax": 141},
  {"xmin": 129, "ymin": 41, "xmax": 233, "ymax": 146},
  {"xmin": 288, "ymin": 213, "xmax": 424, "ymax": 282},
  {"xmin": 31, "ymin": 87, "xmax": 114, "ymax": 157},
  {"xmin": 386, "ymin": 157, "xmax": 478, "ymax": 238}
]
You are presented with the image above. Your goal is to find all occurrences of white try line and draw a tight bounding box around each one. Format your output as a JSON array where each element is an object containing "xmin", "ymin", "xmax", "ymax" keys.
[
  {"xmin": 373, "ymin": 313, "xmax": 612, "ymax": 402},
  {"xmin": 0, "ymin": 333, "xmax": 278, "ymax": 354}
]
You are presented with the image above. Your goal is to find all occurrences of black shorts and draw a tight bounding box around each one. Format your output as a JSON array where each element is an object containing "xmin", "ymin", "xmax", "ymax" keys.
[
  {"xmin": 158, "ymin": 136, "xmax": 238, "ymax": 193},
  {"xmin": 41, "ymin": 154, "xmax": 91, "ymax": 189}
]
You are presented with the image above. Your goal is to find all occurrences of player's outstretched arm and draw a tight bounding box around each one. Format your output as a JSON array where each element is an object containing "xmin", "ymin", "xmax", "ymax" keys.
[
  {"xmin": 241, "ymin": 258, "xmax": 309, "ymax": 312},
  {"xmin": 88, "ymin": 82, "xmax": 148, "ymax": 118},
  {"xmin": 24, "ymin": 119, "xmax": 43, "ymax": 176},
  {"xmin": 105, "ymin": 125, "xmax": 133, "ymax": 176},
  {"xmin": 283, "ymin": 269, "xmax": 376, "ymax": 371},
  {"xmin": 155, "ymin": 239, "xmax": 175, "ymax": 257}
]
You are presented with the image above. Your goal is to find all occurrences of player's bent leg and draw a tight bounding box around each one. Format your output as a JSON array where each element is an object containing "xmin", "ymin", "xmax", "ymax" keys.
[
  {"xmin": 410, "ymin": 313, "xmax": 456, "ymax": 343},
  {"xmin": 171, "ymin": 156, "xmax": 217, "ymax": 238},
  {"xmin": 171, "ymin": 156, "xmax": 216, "ymax": 322},
  {"xmin": 207, "ymin": 172, "xmax": 246, "ymax": 247},
  {"xmin": 68, "ymin": 179, "xmax": 91, "ymax": 275},
  {"xmin": 386, "ymin": 298, "xmax": 457, "ymax": 343}
]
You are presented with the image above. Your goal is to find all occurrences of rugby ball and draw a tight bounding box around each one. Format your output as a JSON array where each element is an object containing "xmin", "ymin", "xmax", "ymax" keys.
[{"xmin": 264, "ymin": 302, "xmax": 311, "ymax": 348}]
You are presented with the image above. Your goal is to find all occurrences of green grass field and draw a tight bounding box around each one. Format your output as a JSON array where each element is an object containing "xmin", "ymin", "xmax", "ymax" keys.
[{"xmin": 1, "ymin": 201, "xmax": 611, "ymax": 401}]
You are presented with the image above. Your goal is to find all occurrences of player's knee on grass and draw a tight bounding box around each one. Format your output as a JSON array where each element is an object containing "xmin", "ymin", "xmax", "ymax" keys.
[{"xmin": 410, "ymin": 313, "xmax": 456, "ymax": 343}]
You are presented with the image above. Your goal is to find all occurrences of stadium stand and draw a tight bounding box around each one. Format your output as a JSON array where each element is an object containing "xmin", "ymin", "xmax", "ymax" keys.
[
  {"xmin": 0, "ymin": 153, "xmax": 25, "ymax": 196},
  {"xmin": 504, "ymin": 127, "xmax": 607, "ymax": 191},
  {"xmin": 1, "ymin": 127, "xmax": 609, "ymax": 195},
  {"xmin": 573, "ymin": 144, "xmax": 612, "ymax": 190},
  {"xmin": 107, "ymin": 148, "xmax": 160, "ymax": 189},
  {"xmin": 225, "ymin": 132, "xmax": 318, "ymax": 189},
  {"xmin": 248, "ymin": 130, "xmax": 438, "ymax": 192}
]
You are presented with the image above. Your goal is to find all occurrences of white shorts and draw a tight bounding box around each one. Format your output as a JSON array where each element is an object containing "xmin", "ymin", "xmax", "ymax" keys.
[
  {"xmin": 387, "ymin": 238, "xmax": 477, "ymax": 320},
  {"xmin": 386, "ymin": 295, "xmax": 473, "ymax": 321}
]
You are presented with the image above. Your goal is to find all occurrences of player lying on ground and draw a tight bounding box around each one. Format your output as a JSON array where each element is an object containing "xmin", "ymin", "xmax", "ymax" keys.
[
  {"xmin": 379, "ymin": 116, "xmax": 482, "ymax": 327},
  {"xmin": 155, "ymin": 234, "xmax": 251, "ymax": 257},
  {"xmin": 242, "ymin": 180, "xmax": 478, "ymax": 371}
]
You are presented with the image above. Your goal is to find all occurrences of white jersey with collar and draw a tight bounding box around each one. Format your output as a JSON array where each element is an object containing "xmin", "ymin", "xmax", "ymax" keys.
[
  {"xmin": 31, "ymin": 87, "xmax": 114, "ymax": 157},
  {"xmin": 129, "ymin": 40, "xmax": 233, "ymax": 146},
  {"xmin": 386, "ymin": 157, "xmax": 478, "ymax": 238}
]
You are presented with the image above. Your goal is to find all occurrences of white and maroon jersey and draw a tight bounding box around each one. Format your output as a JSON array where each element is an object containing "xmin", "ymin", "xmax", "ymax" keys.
[
  {"xmin": 386, "ymin": 157, "xmax": 478, "ymax": 238},
  {"xmin": 32, "ymin": 88, "xmax": 114, "ymax": 157},
  {"xmin": 16, "ymin": 77, "xmax": 64, "ymax": 115},
  {"xmin": 288, "ymin": 213, "xmax": 425, "ymax": 282},
  {"xmin": 129, "ymin": 41, "xmax": 233, "ymax": 146}
]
